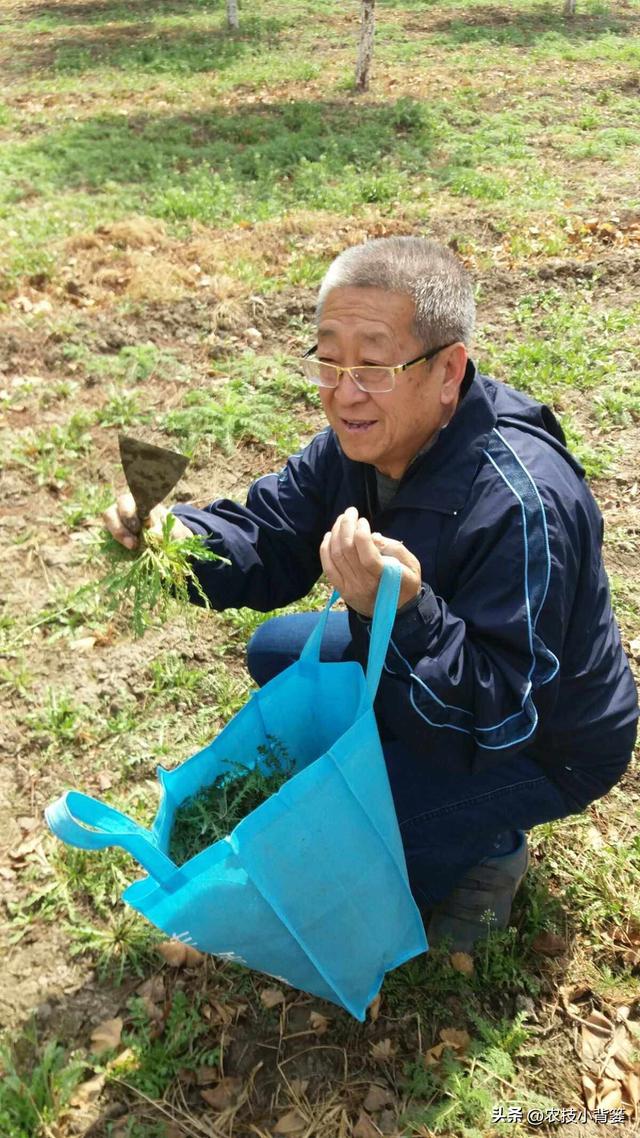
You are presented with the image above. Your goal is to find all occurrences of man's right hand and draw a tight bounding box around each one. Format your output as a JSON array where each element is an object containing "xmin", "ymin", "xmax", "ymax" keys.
[{"xmin": 102, "ymin": 493, "xmax": 191, "ymax": 550}]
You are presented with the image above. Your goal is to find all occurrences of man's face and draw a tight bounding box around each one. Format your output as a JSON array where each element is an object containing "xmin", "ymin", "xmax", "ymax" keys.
[{"xmin": 316, "ymin": 286, "xmax": 466, "ymax": 479}]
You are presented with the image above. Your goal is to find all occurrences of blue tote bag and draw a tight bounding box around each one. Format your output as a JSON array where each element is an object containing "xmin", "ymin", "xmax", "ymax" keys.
[{"xmin": 46, "ymin": 558, "xmax": 427, "ymax": 1020}]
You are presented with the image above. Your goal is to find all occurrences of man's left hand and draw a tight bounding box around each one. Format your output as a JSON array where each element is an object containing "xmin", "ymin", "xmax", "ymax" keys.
[{"xmin": 320, "ymin": 507, "xmax": 422, "ymax": 617}]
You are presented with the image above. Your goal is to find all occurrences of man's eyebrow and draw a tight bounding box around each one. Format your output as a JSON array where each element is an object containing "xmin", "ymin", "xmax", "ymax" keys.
[{"xmin": 317, "ymin": 328, "xmax": 392, "ymax": 345}]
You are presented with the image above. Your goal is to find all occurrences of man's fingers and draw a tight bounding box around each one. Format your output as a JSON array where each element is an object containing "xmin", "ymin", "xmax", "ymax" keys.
[
  {"xmin": 117, "ymin": 492, "xmax": 141, "ymax": 533},
  {"xmin": 372, "ymin": 534, "xmax": 415, "ymax": 569},
  {"xmin": 102, "ymin": 498, "xmax": 139, "ymax": 550},
  {"xmin": 145, "ymin": 504, "xmax": 169, "ymax": 537},
  {"xmin": 354, "ymin": 517, "xmax": 384, "ymax": 571},
  {"xmin": 328, "ymin": 506, "xmax": 356, "ymax": 559},
  {"xmin": 320, "ymin": 530, "xmax": 342, "ymax": 589}
]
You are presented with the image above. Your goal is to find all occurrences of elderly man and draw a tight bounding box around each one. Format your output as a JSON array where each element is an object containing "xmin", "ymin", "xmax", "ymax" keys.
[{"xmin": 105, "ymin": 237, "xmax": 638, "ymax": 950}]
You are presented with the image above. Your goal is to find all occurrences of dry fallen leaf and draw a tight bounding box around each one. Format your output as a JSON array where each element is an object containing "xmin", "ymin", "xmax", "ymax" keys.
[
  {"xmin": 260, "ymin": 987, "xmax": 285, "ymax": 1009},
  {"xmin": 531, "ymin": 931, "xmax": 566, "ymax": 957},
  {"xmin": 10, "ymin": 833, "xmax": 42, "ymax": 860},
  {"xmin": 157, "ymin": 940, "xmax": 204, "ymax": 968},
  {"xmin": 583, "ymin": 1072, "xmax": 598, "ymax": 1111},
  {"xmin": 16, "ymin": 816, "xmax": 39, "ymax": 833},
  {"xmin": 195, "ymin": 1066, "xmax": 220, "ymax": 1086},
  {"xmin": 137, "ymin": 975, "xmax": 165, "ymax": 1004},
  {"xmin": 288, "ymin": 1077, "xmax": 309, "ymax": 1096},
  {"xmin": 70, "ymin": 1073, "xmax": 106, "ymax": 1106},
  {"xmin": 363, "ymin": 1083, "xmax": 394, "ymax": 1112},
  {"xmin": 597, "ymin": 1078, "xmax": 623, "ymax": 1110},
  {"xmin": 370, "ymin": 1038, "xmax": 395, "ymax": 1063},
  {"xmin": 353, "ymin": 1109, "xmax": 382, "ymax": 1138},
  {"xmin": 622, "ymin": 1070, "xmax": 640, "ymax": 1110},
  {"xmin": 581, "ymin": 1010, "xmax": 612, "ymax": 1061},
  {"xmin": 440, "ymin": 1027, "xmax": 471, "ymax": 1052},
  {"xmin": 200, "ymin": 1077, "xmax": 242, "ymax": 1109},
  {"xmin": 70, "ymin": 636, "xmax": 97, "ymax": 652},
  {"xmin": 450, "ymin": 951, "xmax": 474, "ymax": 976},
  {"xmin": 206, "ymin": 1000, "xmax": 235, "ymax": 1027},
  {"xmin": 273, "ymin": 1108, "xmax": 307, "ymax": 1134},
  {"xmin": 107, "ymin": 1047, "xmax": 136, "ymax": 1070},
  {"xmin": 424, "ymin": 1042, "xmax": 446, "ymax": 1067},
  {"xmin": 163, "ymin": 1126, "xmax": 184, "ymax": 1138},
  {"xmin": 309, "ymin": 1010, "xmax": 330, "ymax": 1035},
  {"xmin": 90, "ymin": 1017, "xmax": 123, "ymax": 1055},
  {"xmin": 368, "ymin": 993, "xmax": 382, "ymax": 1022}
]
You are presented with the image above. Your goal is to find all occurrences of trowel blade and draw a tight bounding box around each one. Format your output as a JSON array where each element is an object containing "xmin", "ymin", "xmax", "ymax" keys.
[{"xmin": 118, "ymin": 434, "xmax": 189, "ymax": 522}]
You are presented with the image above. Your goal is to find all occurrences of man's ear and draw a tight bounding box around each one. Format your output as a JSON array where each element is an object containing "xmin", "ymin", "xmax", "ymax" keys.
[{"xmin": 441, "ymin": 343, "xmax": 468, "ymax": 407}]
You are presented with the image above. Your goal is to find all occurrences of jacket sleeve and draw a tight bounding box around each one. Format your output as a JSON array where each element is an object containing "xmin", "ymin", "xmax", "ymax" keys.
[
  {"xmin": 171, "ymin": 431, "xmax": 332, "ymax": 611},
  {"xmin": 350, "ymin": 456, "xmax": 584, "ymax": 769}
]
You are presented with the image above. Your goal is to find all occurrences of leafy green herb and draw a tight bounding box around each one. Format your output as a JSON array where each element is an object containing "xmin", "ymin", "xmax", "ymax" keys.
[
  {"xmin": 169, "ymin": 738, "xmax": 294, "ymax": 865},
  {"xmin": 98, "ymin": 512, "xmax": 225, "ymax": 638}
]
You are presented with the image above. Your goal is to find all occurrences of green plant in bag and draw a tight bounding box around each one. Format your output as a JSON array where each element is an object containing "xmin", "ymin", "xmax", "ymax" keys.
[
  {"xmin": 169, "ymin": 737, "xmax": 294, "ymax": 865},
  {"xmin": 98, "ymin": 512, "xmax": 225, "ymax": 638}
]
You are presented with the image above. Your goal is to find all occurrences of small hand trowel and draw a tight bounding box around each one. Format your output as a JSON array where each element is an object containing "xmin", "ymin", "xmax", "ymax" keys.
[{"xmin": 118, "ymin": 434, "xmax": 189, "ymax": 523}]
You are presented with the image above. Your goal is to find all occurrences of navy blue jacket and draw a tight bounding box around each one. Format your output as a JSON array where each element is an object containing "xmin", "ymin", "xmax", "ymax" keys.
[{"xmin": 174, "ymin": 363, "xmax": 638, "ymax": 783}]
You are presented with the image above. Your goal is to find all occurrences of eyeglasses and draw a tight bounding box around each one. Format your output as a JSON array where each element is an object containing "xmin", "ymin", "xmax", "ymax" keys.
[{"xmin": 299, "ymin": 343, "xmax": 453, "ymax": 394}]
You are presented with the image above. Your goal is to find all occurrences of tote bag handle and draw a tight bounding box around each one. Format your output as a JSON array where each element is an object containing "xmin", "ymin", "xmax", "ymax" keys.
[
  {"xmin": 45, "ymin": 791, "xmax": 180, "ymax": 888},
  {"xmin": 300, "ymin": 557, "xmax": 403, "ymax": 702}
]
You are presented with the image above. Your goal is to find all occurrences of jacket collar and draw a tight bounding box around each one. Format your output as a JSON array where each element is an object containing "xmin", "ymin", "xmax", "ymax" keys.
[{"xmin": 338, "ymin": 360, "xmax": 498, "ymax": 516}]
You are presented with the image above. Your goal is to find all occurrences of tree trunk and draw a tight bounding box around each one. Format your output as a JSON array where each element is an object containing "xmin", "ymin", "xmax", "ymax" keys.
[
  {"xmin": 355, "ymin": 0, "xmax": 375, "ymax": 92},
  {"xmin": 227, "ymin": 0, "xmax": 239, "ymax": 30},
  {"xmin": 563, "ymin": 0, "xmax": 576, "ymax": 17}
]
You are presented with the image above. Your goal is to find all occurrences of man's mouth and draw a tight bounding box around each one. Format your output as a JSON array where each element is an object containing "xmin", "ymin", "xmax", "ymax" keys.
[{"xmin": 340, "ymin": 418, "xmax": 377, "ymax": 433}]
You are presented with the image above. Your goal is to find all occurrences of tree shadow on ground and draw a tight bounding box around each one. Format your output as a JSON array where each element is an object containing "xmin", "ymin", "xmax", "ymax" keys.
[
  {"xmin": 24, "ymin": 0, "xmax": 221, "ymax": 24},
  {"xmin": 8, "ymin": 14, "xmax": 283, "ymax": 78},
  {"xmin": 3, "ymin": 98, "xmax": 435, "ymax": 213},
  {"xmin": 422, "ymin": 3, "xmax": 640, "ymax": 47}
]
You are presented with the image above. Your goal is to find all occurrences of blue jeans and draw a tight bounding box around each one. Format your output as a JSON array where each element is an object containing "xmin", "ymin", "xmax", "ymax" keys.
[{"xmin": 247, "ymin": 612, "xmax": 628, "ymax": 908}]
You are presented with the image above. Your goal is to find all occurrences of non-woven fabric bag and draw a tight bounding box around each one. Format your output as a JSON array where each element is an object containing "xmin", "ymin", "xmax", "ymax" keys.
[{"xmin": 45, "ymin": 558, "xmax": 427, "ymax": 1020}]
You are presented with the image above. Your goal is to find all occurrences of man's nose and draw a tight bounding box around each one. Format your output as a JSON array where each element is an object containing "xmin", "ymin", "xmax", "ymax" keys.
[{"xmin": 333, "ymin": 370, "xmax": 369, "ymax": 404}]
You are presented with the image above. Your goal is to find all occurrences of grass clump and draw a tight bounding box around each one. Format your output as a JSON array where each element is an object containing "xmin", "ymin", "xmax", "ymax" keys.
[
  {"xmin": 98, "ymin": 512, "xmax": 224, "ymax": 637},
  {"xmin": 0, "ymin": 1031, "xmax": 86, "ymax": 1138},
  {"xmin": 169, "ymin": 737, "xmax": 294, "ymax": 865}
]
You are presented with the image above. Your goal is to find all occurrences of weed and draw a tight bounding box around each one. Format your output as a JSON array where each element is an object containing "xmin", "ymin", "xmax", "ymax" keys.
[
  {"xmin": 0, "ymin": 1030, "xmax": 86, "ymax": 1138},
  {"xmin": 29, "ymin": 581, "xmax": 107, "ymax": 641},
  {"xmin": 61, "ymin": 482, "xmax": 115, "ymax": 528},
  {"xmin": 163, "ymin": 374, "xmax": 305, "ymax": 457},
  {"xmin": 11, "ymin": 413, "xmax": 93, "ymax": 486},
  {"xmin": 97, "ymin": 513, "xmax": 225, "ymax": 638},
  {"xmin": 70, "ymin": 913, "xmax": 162, "ymax": 983},
  {"xmin": 25, "ymin": 687, "xmax": 89, "ymax": 746},
  {"xmin": 96, "ymin": 385, "xmax": 148, "ymax": 429},
  {"xmin": 0, "ymin": 657, "xmax": 32, "ymax": 696},
  {"xmin": 39, "ymin": 378, "xmax": 80, "ymax": 408},
  {"xmin": 190, "ymin": 664, "xmax": 248, "ymax": 728},
  {"xmin": 148, "ymin": 650, "xmax": 208, "ymax": 706},
  {"xmin": 169, "ymin": 737, "xmax": 293, "ymax": 864},
  {"xmin": 474, "ymin": 923, "xmax": 541, "ymax": 997},
  {"xmin": 63, "ymin": 342, "xmax": 182, "ymax": 385},
  {"xmin": 401, "ymin": 1011, "xmax": 552, "ymax": 1137},
  {"xmin": 112, "ymin": 990, "xmax": 220, "ymax": 1098}
]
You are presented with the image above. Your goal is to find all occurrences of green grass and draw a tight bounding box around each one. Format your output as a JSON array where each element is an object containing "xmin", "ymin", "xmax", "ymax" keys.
[
  {"xmin": 2, "ymin": 2, "xmax": 639, "ymax": 287},
  {"xmin": 0, "ymin": 1031, "xmax": 86, "ymax": 1138},
  {"xmin": 10, "ymin": 412, "xmax": 94, "ymax": 487},
  {"xmin": 114, "ymin": 989, "xmax": 220, "ymax": 1097},
  {"xmin": 162, "ymin": 350, "xmax": 317, "ymax": 457}
]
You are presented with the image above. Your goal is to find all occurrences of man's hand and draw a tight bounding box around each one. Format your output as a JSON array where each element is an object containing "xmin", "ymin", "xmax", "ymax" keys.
[
  {"xmin": 320, "ymin": 506, "xmax": 422, "ymax": 617},
  {"xmin": 102, "ymin": 493, "xmax": 192, "ymax": 550}
]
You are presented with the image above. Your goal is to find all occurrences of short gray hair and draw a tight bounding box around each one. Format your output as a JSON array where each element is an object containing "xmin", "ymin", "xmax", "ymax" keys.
[{"xmin": 316, "ymin": 236, "xmax": 475, "ymax": 350}]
